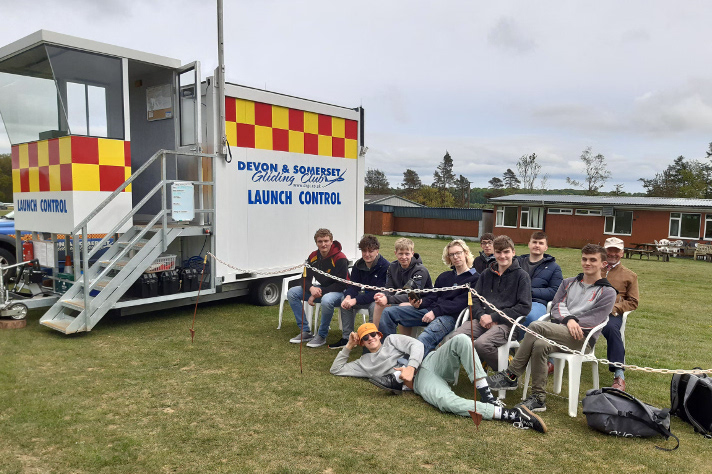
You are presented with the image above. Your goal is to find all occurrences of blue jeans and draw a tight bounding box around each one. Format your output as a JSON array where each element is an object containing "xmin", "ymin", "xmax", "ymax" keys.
[
  {"xmin": 601, "ymin": 313, "xmax": 625, "ymax": 372},
  {"xmin": 518, "ymin": 302, "xmax": 549, "ymax": 341},
  {"xmin": 288, "ymin": 285, "xmax": 343, "ymax": 338},
  {"xmin": 379, "ymin": 305, "xmax": 456, "ymax": 356}
]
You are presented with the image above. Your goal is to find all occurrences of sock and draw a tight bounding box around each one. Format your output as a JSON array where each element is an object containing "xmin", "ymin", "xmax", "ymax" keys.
[
  {"xmin": 506, "ymin": 369, "xmax": 518, "ymax": 381},
  {"xmin": 393, "ymin": 371, "xmax": 403, "ymax": 383},
  {"xmin": 494, "ymin": 407, "xmax": 520, "ymax": 422},
  {"xmin": 614, "ymin": 369, "xmax": 625, "ymax": 379},
  {"xmin": 475, "ymin": 379, "xmax": 497, "ymax": 404}
]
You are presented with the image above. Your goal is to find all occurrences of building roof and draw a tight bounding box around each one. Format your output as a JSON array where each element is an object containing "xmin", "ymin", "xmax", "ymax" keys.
[
  {"xmin": 364, "ymin": 194, "xmax": 424, "ymax": 207},
  {"xmin": 489, "ymin": 194, "xmax": 712, "ymax": 210}
]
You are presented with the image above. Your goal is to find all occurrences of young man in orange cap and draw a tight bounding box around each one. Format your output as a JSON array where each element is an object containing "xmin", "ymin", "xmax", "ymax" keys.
[{"xmin": 330, "ymin": 323, "xmax": 547, "ymax": 433}]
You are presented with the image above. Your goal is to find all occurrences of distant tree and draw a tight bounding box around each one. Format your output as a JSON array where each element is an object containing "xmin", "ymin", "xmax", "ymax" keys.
[
  {"xmin": 706, "ymin": 142, "xmax": 712, "ymax": 159},
  {"xmin": 502, "ymin": 168, "xmax": 520, "ymax": 189},
  {"xmin": 516, "ymin": 153, "xmax": 541, "ymax": 191},
  {"xmin": 400, "ymin": 169, "xmax": 422, "ymax": 197},
  {"xmin": 488, "ymin": 177, "xmax": 504, "ymax": 189},
  {"xmin": 0, "ymin": 154, "xmax": 12, "ymax": 202},
  {"xmin": 454, "ymin": 174, "xmax": 471, "ymax": 208},
  {"xmin": 612, "ymin": 183, "xmax": 625, "ymax": 196},
  {"xmin": 538, "ymin": 173, "xmax": 550, "ymax": 191},
  {"xmin": 639, "ymin": 155, "xmax": 708, "ymax": 198},
  {"xmin": 566, "ymin": 146, "xmax": 611, "ymax": 195},
  {"xmin": 412, "ymin": 185, "xmax": 455, "ymax": 207},
  {"xmin": 432, "ymin": 151, "xmax": 456, "ymax": 189},
  {"xmin": 365, "ymin": 168, "xmax": 390, "ymax": 194}
]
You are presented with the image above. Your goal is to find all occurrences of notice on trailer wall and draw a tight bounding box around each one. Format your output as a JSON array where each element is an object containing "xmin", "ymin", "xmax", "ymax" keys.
[{"xmin": 146, "ymin": 84, "xmax": 173, "ymax": 121}]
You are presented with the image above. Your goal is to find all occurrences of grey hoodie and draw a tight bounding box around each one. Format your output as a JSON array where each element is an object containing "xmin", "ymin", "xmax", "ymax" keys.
[
  {"xmin": 383, "ymin": 253, "xmax": 433, "ymax": 304},
  {"xmin": 330, "ymin": 334, "xmax": 425, "ymax": 377}
]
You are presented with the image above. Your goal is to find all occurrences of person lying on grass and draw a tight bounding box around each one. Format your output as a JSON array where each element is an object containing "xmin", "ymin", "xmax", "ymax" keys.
[{"xmin": 330, "ymin": 323, "xmax": 547, "ymax": 433}]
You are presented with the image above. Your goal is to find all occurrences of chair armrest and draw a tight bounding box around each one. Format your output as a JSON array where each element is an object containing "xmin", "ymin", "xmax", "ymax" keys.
[
  {"xmin": 506, "ymin": 316, "xmax": 525, "ymax": 342},
  {"xmin": 455, "ymin": 308, "xmax": 470, "ymax": 328},
  {"xmin": 581, "ymin": 316, "xmax": 610, "ymax": 354}
]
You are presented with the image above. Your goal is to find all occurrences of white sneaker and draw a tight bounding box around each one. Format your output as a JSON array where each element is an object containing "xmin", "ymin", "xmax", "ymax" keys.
[
  {"xmin": 289, "ymin": 331, "xmax": 313, "ymax": 344},
  {"xmin": 306, "ymin": 335, "xmax": 327, "ymax": 348}
]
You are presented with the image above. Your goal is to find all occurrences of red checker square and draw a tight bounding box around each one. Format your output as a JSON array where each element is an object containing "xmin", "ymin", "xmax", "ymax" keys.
[
  {"xmin": 71, "ymin": 136, "xmax": 99, "ymax": 164},
  {"xmin": 318, "ymin": 114, "xmax": 332, "ymax": 136},
  {"xmin": 225, "ymin": 97, "xmax": 236, "ymax": 122},
  {"xmin": 332, "ymin": 137, "xmax": 345, "ymax": 158},
  {"xmin": 38, "ymin": 166, "xmax": 50, "ymax": 191},
  {"xmin": 60, "ymin": 164, "xmax": 73, "ymax": 191},
  {"xmin": 304, "ymin": 133, "xmax": 319, "ymax": 155},
  {"xmin": 289, "ymin": 109, "xmax": 304, "ymax": 132},
  {"xmin": 99, "ymin": 165, "xmax": 126, "ymax": 192},
  {"xmin": 11, "ymin": 146, "xmax": 19, "ymax": 169},
  {"xmin": 48, "ymin": 139, "xmax": 60, "ymax": 165},
  {"xmin": 20, "ymin": 168, "xmax": 30, "ymax": 192},
  {"xmin": 28, "ymin": 142, "xmax": 38, "ymax": 167},
  {"xmin": 345, "ymin": 120, "xmax": 358, "ymax": 140},
  {"xmin": 124, "ymin": 141, "xmax": 131, "ymax": 166},
  {"xmin": 235, "ymin": 123, "xmax": 256, "ymax": 148},
  {"xmin": 254, "ymin": 102, "xmax": 272, "ymax": 127},
  {"xmin": 273, "ymin": 128, "xmax": 289, "ymax": 152}
]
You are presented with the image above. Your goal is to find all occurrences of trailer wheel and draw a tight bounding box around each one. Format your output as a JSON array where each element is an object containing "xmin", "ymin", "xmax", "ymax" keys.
[
  {"xmin": 0, "ymin": 247, "xmax": 16, "ymax": 278},
  {"xmin": 9, "ymin": 303, "xmax": 28, "ymax": 320},
  {"xmin": 251, "ymin": 279, "xmax": 281, "ymax": 306}
]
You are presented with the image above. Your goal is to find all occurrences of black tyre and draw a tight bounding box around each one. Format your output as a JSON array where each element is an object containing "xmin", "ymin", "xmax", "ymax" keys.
[
  {"xmin": 251, "ymin": 279, "xmax": 281, "ymax": 306},
  {"xmin": 0, "ymin": 247, "xmax": 16, "ymax": 278}
]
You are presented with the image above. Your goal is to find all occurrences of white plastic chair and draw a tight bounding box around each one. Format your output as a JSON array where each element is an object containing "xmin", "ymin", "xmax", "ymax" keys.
[
  {"xmin": 495, "ymin": 316, "xmax": 525, "ymax": 399},
  {"xmin": 620, "ymin": 310, "xmax": 631, "ymax": 347},
  {"xmin": 521, "ymin": 315, "xmax": 610, "ymax": 417},
  {"xmin": 277, "ymin": 274, "xmax": 303, "ymax": 329}
]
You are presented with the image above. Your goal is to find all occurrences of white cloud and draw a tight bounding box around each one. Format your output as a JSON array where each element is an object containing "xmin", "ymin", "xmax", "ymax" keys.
[{"xmin": 487, "ymin": 16, "xmax": 536, "ymax": 54}]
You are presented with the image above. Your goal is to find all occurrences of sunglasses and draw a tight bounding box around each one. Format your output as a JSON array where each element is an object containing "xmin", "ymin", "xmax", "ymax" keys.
[{"xmin": 361, "ymin": 332, "xmax": 378, "ymax": 343}]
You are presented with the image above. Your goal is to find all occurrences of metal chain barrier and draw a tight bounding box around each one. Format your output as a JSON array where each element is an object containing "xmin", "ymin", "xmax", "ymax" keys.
[{"xmin": 206, "ymin": 252, "xmax": 711, "ymax": 375}]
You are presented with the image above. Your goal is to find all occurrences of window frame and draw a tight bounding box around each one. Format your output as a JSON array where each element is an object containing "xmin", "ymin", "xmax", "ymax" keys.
[
  {"xmin": 705, "ymin": 214, "xmax": 712, "ymax": 241},
  {"xmin": 604, "ymin": 210, "xmax": 633, "ymax": 236},
  {"xmin": 547, "ymin": 208, "xmax": 573, "ymax": 215},
  {"xmin": 495, "ymin": 206, "xmax": 518, "ymax": 228},
  {"xmin": 669, "ymin": 212, "xmax": 701, "ymax": 239},
  {"xmin": 520, "ymin": 206, "xmax": 544, "ymax": 229},
  {"xmin": 575, "ymin": 209, "xmax": 602, "ymax": 216}
]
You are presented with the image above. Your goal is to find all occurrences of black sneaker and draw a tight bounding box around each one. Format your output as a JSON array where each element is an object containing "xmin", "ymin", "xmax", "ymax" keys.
[
  {"xmin": 368, "ymin": 374, "xmax": 403, "ymax": 394},
  {"xmin": 513, "ymin": 406, "xmax": 548, "ymax": 433},
  {"xmin": 486, "ymin": 370, "xmax": 518, "ymax": 391},
  {"xmin": 328, "ymin": 338, "xmax": 349, "ymax": 350},
  {"xmin": 516, "ymin": 393, "xmax": 546, "ymax": 412}
]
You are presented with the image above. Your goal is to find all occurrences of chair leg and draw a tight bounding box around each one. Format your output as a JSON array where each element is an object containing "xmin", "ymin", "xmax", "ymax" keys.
[
  {"xmin": 522, "ymin": 362, "xmax": 532, "ymax": 400},
  {"xmin": 552, "ymin": 360, "xmax": 565, "ymax": 394},
  {"xmin": 278, "ymin": 300, "xmax": 284, "ymax": 329},
  {"xmin": 567, "ymin": 357, "xmax": 583, "ymax": 417},
  {"xmin": 497, "ymin": 345, "xmax": 510, "ymax": 400},
  {"xmin": 591, "ymin": 361, "xmax": 599, "ymax": 390}
]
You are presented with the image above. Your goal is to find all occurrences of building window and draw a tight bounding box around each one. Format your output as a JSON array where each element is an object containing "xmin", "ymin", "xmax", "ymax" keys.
[
  {"xmin": 604, "ymin": 210, "xmax": 633, "ymax": 236},
  {"xmin": 705, "ymin": 215, "xmax": 712, "ymax": 240},
  {"xmin": 520, "ymin": 206, "xmax": 544, "ymax": 229},
  {"xmin": 575, "ymin": 209, "xmax": 602, "ymax": 216},
  {"xmin": 669, "ymin": 212, "xmax": 701, "ymax": 239},
  {"xmin": 547, "ymin": 208, "xmax": 573, "ymax": 215},
  {"xmin": 496, "ymin": 206, "xmax": 518, "ymax": 227}
]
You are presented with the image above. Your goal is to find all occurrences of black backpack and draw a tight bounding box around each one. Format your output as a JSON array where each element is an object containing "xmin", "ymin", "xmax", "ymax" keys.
[
  {"xmin": 670, "ymin": 369, "xmax": 712, "ymax": 438},
  {"xmin": 582, "ymin": 387, "xmax": 679, "ymax": 451}
]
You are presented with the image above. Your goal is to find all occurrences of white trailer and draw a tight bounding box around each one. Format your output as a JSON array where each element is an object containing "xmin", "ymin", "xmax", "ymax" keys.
[{"xmin": 0, "ymin": 30, "xmax": 364, "ymax": 333}]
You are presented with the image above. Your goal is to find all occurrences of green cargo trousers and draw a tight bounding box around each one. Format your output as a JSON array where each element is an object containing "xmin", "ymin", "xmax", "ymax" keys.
[{"xmin": 413, "ymin": 334, "xmax": 495, "ymax": 419}]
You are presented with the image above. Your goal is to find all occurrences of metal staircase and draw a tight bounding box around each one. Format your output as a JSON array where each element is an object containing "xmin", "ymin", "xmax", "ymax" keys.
[{"xmin": 40, "ymin": 149, "xmax": 215, "ymax": 334}]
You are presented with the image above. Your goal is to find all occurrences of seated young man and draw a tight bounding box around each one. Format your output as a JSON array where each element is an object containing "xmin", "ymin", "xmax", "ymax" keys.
[
  {"xmin": 473, "ymin": 233, "xmax": 496, "ymax": 273},
  {"xmin": 328, "ymin": 235, "xmax": 390, "ymax": 350},
  {"xmin": 370, "ymin": 237, "xmax": 433, "ymax": 330},
  {"xmin": 450, "ymin": 235, "xmax": 531, "ymax": 371},
  {"xmin": 518, "ymin": 231, "xmax": 563, "ymax": 338},
  {"xmin": 330, "ymin": 323, "xmax": 546, "ymax": 433},
  {"xmin": 288, "ymin": 228, "xmax": 348, "ymax": 347},
  {"xmin": 379, "ymin": 240, "xmax": 479, "ymax": 356},
  {"xmin": 487, "ymin": 244, "xmax": 616, "ymax": 412}
]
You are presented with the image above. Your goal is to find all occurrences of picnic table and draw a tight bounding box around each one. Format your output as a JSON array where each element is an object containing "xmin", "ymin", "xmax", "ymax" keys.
[{"xmin": 625, "ymin": 243, "xmax": 670, "ymax": 262}]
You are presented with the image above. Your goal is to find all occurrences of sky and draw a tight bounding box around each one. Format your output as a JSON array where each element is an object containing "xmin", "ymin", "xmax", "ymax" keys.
[{"xmin": 1, "ymin": 0, "xmax": 711, "ymax": 193}]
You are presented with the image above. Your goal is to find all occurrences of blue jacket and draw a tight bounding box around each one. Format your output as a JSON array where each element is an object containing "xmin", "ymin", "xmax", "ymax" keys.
[
  {"xmin": 518, "ymin": 254, "xmax": 563, "ymax": 306},
  {"xmin": 344, "ymin": 254, "xmax": 390, "ymax": 305}
]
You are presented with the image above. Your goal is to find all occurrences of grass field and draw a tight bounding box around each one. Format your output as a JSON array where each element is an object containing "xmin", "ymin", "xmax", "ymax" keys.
[{"xmin": 1, "ymin": 235, "xmax": 710, "ymax": 473}]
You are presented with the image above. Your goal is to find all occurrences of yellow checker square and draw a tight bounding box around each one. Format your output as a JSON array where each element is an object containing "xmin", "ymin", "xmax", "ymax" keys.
[
  {"xmin": 72, "ymin": 163, "xmax": 101, "ymax": 191},
  {"xmin": 318, "ymin": 135, "xmax": 332, "ymax": 157},
  {"xmin": 125, "ymin": 167, "xmax": 132, "ymax": 192},
  {"xmin": 289, "ymin": 130, "xmax": 304, "ymax": 154},
  {"xmin": 304, "ymin": 112, "xmax": 319, "ymax": 134},
  {"xmin": 12, "ymin": 169, "xmax": 20, "ymax": 192},
  {"xmin": 37, "ymin": 140, "xmax": 50, "ymax": 167},
  {"xmin": 272, "ymin": 105, "xmax": 289, "ymax": 130},
  {"xmin": 28, "ymin": 168, "xmax": 40, "ymax": 192},
  {"xmin": 98, "ymin": 139, "xmax": 126, "ymax": 166},
  {"xmin": 226, "ymin": 121, "xmax": 237, "ymax": 147},
  {"xmin": 345, "ymin": 139, "xmax": 358, "ymax": 159},
  {"xmin": 19, "ymin": 144, "xmax": 29, "ymax": 169},
  {"xmin": 49, "ymin": 164, "xmax": 62, "ymax": 191},
  {"xmin": 255, "ymin": 125, "xmax": 273, "ymax": 150},
  {"xmin": 332, "ymin": 117, "xmax": 345, "ymax": 138},
  {"xmin": 59, "ymin": 137, "xmax": 72, "ymax": 164},
  {"xmin": 235, "ymin": 98, "xmax": 255, "ymax": 125}
]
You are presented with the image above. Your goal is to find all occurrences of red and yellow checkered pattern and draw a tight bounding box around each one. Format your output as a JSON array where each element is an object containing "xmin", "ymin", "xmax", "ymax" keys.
[
  {"xmin": 225, "ymin": 97, "xmax": 358, "ymax": 159},
  {"xmin": 12, "ymin": 136, "xmax": 132, "ymax": 193}
]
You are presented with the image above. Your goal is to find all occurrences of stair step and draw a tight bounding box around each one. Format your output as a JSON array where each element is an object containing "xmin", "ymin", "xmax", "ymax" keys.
[
  {"xmin": 93, "ymin": 278, "xmax": 113, "ymax": 289},
  {"xmin": 62, "ymin": 297, "xmax": 91, "ymax": 311},
  {"xmin": 118, "ymin": 239, "xmax": 150, "ymax": 248},
  {"xmin": 41, "ymin": 317, "xmax": 75, "ymax": 332},
  {"xmin": 99, "ymin": 258, "xmax": 130, "ymax": 269}
]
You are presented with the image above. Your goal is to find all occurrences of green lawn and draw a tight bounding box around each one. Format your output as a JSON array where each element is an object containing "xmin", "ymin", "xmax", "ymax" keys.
[{"xmin": 1, "ymin": 236, "xmax": 710, "ymax": 473}]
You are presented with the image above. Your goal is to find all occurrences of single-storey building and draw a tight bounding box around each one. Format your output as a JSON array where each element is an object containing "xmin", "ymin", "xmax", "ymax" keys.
[
  {"xmin": 365, "ymin": 205, "xmax": 493, "ymax": 241},
  {"xmin": 364, "ymin": 194, "xmax": 425, "ymax": 207},
  {"xmin": 489, "ymin": 194, "xmax": 712, "ymax": 248}
]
